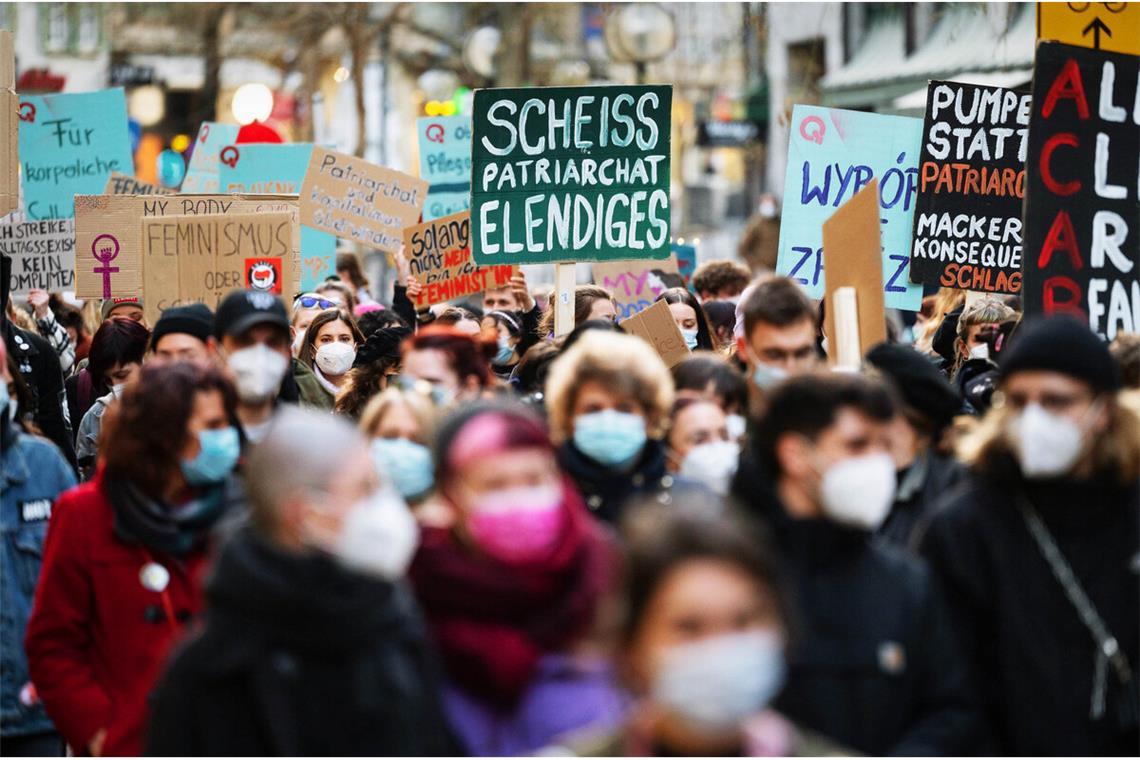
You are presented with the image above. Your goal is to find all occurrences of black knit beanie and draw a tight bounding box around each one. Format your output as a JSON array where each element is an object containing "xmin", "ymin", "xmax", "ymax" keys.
[
  {"xmin": 149, "ymin": 303, "xmax": 215, "ymax": 349},
  {"xmin": 999, "ymin": 316, "xmax": 1121, "ymax": 393}
]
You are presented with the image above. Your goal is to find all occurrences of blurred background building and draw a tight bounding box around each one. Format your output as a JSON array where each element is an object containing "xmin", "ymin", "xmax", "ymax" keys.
[{"xmin": 1, "ymin": 1, "xmax": 1035, "ymax": 271}]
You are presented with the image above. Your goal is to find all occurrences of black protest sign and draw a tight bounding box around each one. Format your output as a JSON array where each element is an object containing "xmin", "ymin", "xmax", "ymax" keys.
[
  {"xmin": 471, "ymin": 85, "xmax": 672, "ymax": 265},
  {"xmin": 909, "ymin": 80, "xmax": 1030, "ymax": 294},
  {"xmin": 1023, "ymin": 42, "xmax": 1139, "ymax": 340}
]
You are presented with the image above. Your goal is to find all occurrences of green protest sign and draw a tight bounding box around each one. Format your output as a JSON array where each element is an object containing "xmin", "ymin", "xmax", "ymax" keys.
[{"xmin": 471, "ymin": 85, "xmax": 672, "ymax": 265}]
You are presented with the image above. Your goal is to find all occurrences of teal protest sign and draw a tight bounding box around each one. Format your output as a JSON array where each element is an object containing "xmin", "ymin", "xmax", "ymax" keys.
[
  {"xmin": 776, "ymin": 105, "xmax": 923, "ymax": 311},
  {"xmin": 18, "ymin": 88, "xmax": 133, "ymax": 220},
  {"xmin": 471, "ymin": 85, "xmax": 672, "ymax": 265},
  {"xmin": 218, "ymin": 143, "xmax": 335, "ymax": 290},
  {"xmin": 181, "ymin": 122, "xmax": 240, "ymax": 194},
  {"xmin": 418, "ymin": 115, "xmax": 473, "ymax": 222}
]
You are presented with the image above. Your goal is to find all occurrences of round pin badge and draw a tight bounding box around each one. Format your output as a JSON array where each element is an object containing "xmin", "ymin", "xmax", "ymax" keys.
[
  {"xmin": 140, "ymin": 562, "xmax": 170, "ymax": 593},
  {"xmin": 19, "ymin": 682, "xmax": 38, "ymax": 707}
]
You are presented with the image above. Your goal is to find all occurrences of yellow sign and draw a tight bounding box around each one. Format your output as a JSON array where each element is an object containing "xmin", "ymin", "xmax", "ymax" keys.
[{"xmin": 1038, "ymin": 2, "xmax": 1140, "ymax": 55}]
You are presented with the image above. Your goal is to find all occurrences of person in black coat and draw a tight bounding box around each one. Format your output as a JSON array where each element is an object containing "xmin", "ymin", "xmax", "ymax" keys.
[
  {"xmin": 920, "ymin": 318, "xmax": 1139, "ymax": 756},
  {"xmin": 146, "ymin": 408, "xmax": 458, "ymax": 756},
  {"xmin": 731, "ymin": 372, "xmax": 982, "ymax": 756},
  {"xmin": 864, "ymin": 342, "xmax": 966, "ymax": 551}
]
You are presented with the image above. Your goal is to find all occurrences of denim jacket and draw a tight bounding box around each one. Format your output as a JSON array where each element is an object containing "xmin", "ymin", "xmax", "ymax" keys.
[{"xmin": 1, "ymin": 421, "xmax": 76, "ymax": 737}]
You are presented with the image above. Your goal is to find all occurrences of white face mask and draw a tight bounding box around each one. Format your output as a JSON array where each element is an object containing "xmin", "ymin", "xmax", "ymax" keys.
[
  {"xmin": 653, "ymin": 630, "xmax": 786, "ymax": 734},
  {"xmin": 333, "ymin": 489, "xmax": 420, "ymax": 580},
  {"xmin": 315, "ymin": 341, "xmax": 356, "ymax": 377},
  {"xmin": 679, "ymin": 440, "xmax": 741, "ymax": 497},
  {"xmin": 725, "ymin": 413, "xmax": 747, "ymax": 441},
  {"xmin": 1009, "ymin": 402, "xmax": 1095, "ymax": 479},
  {"xmin": 968, "ymin": 343, "xmax": 990, "ymax": 361},
  {"xmin": 111, "ymin": 383, "xmax": 127, "ymax": 399},
  {"xmin": 751, "ymin": 360, "xmax": 788, "ymax": 391},
  {"xmin": 227, "ymin": 343, "xmax": 289, "ymax": 404},
  {"xmin": 818, "ymin": 452, "xmax": 897, "ymax": 530},
  {"xmin": 291, "ymin": 331, "xmax": 306, "ymax": 357}
]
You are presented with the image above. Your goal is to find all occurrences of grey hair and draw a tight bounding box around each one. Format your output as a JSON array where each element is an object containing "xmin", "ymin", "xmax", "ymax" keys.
[{"xmin": 245, "ymin": 407, "xmax": 367, "ymax": 533}]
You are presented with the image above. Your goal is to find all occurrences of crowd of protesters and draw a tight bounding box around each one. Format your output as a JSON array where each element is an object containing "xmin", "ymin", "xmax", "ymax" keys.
[{"xmin": 1, "ymin": 247, "xmax": 1137, "ymax": 758}]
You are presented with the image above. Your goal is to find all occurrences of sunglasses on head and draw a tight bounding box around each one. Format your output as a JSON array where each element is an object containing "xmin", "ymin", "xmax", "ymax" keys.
[{"xmin": 294, "ymin": 296, "xmax": 339, "ymax": 310}]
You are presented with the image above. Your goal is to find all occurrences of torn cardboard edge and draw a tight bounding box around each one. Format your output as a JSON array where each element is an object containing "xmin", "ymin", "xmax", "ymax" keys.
[
  {"xmin": 822, "ymin": 178, "xmax": 886, "ymax": 364},
  {"xmin": 619, "ymin": 297, "xmax": 690, "ymax": 368}
]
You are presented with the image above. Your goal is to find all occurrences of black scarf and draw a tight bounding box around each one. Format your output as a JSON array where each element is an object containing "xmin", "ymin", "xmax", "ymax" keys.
[{"xmin": 107, "ymin": 475, "xmax": 227, "ymax": 556}]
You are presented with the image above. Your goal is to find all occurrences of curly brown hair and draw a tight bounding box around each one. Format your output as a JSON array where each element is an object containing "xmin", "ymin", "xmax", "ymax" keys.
[
  {"xmin": 100, "ymin": 363, "xmax": 238, "ymax": 499},
  {"xmin": 691, "ymin": 260, "xmax": 751, "ymax": 300}
]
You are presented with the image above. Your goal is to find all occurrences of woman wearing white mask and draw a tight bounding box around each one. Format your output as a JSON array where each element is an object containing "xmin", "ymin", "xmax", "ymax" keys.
[
  {"xmin": 656, "ymin": 288, "xmax": 718, "ymax": 352},
  {"xmin": 950, "ymin": 298, "xmax": 1019, "ymax": 414},
  {"xmin": 665, "ymin": 398, "xmax": 740, "ymax": 498},
  {"xmin": 297, "ymin": 309, "xmax": 364, "ymax": 407},
  {"xmin": 554, "ymin": 499, "xmax": 846, "ymax": 756},
  {"xmin": 731, "ymin": 371, "xmax": 982, "ymax": 755},
  {"xmin": 546, "ymin": 331, "xmax": 682, "ymax": 524},
  {"xmin": 922, "ymin": 317, "xmax": 1140, "ymax": 756}
]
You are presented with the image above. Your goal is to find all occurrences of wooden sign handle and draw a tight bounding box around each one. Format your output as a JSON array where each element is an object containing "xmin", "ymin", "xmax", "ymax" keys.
[
  {"xmin": 832, "ymin": 286, "xmax": 862, "ymax": 371},
  {"xmin": 554, "ymin": 262, "xmax": 576, "ymax": 337}
]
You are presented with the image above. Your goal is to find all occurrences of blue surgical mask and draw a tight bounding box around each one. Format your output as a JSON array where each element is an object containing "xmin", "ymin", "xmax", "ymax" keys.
[
  {"xmin": 371, "ymin": 437, "xmax": 435, "ymax": 500},
  {"xmin": 751, "ymin": 361, "xmax": 788, "ymax": 391},
  {"xmin": 681, "ymin": 328, "xmax": 699, "ymax": 351},
  {"xmin": 573, "ymin": 409, "xmax": 647, "ymax": 468},
  {"xmin": 494, "ymin": 336, "xmax": 515, "ymax": 365},
  {"xmin": 181, "ymin": 426, "xmax": 241, "ymax": 485}
]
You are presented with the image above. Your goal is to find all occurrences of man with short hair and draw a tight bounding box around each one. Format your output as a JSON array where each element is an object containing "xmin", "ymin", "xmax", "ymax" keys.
[
  {"xmin": 100, "ymin": 297, "xmax": 145, "ymax": 325},
  {"xmin": 691, "ymin": 259, "xmax": 751, "ymax": 302},
  {"xmin": 149, "ymin": 303, "xmax": 218, "ymax": 366},
  {"xmin": 215, "ymin": 290, "xmax": 294, "ymax": 443},
  {"xmin": 736, "ymin": 277, "xmax": 820, "ymax": 394},
  {"xmin": 732, "ymin": 372, "xmax": 980, "ymax": 755},
  {"xmin": 146, "ymin": 408, "xmax": 457, "ymax": 756}
]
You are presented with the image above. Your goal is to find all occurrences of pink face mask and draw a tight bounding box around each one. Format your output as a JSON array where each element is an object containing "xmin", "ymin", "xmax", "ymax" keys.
[{"xmin": 465, "ymin": 484, "xmax": 566, "ymax": 565}]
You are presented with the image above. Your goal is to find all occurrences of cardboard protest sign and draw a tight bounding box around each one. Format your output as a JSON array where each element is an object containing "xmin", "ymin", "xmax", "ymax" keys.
[
  {"xmin": 74, "ymin": 194, "xmax": 302, "ymax": 317},
  {"xmin": 471, "ymin": 84, "xmax": 673, "ymax": 265},
  {"xmin": 822, "ymin": 179, "xmax": 887, "ymax": 363},
  {"xmin": 17, "ymin": 88, "xmax": 133, "ymax": 220},
  {"xmin": 776, "ymin": 104, "xmax": 923, "ymax": 311},
  {"xmin": 0, "ymin": 216, "xmax": 75, "ymax": 295},
  {"xmin": 593, "ymin": 258, "xmax": 679, "ymax": 320},
  {"xmin": 402, "ymin": 211, "xmax": 517, "ymax": 308},
  {"xmin": 1022, "ymin": 42, "xmax": 1139, "ymax": 340},
  {"xmin": 619, "ymin": 298, "xmax": 689, "ymax": 367},
  {"xmin": 300, "ymin": 146, "xmax": 428, "ymax": 254},
  {"xmin": 1, "ymin": 30, "xmax": 16, "ymax": 219},
  {"xmin": 105, "ymin": 173, "xmax": 166, "ymax": 196},
  {"xmin": 909, "ymin": 81, "xmax": 1029, "ymax": 294},
  {"xmin": 418, "ymin": 115, "xmax": 472, "ymax": 222},
  {"xmin": 217, "ymin": 143, "xmax": 336, "ymax": 290},
  {"xmin": 140, "ymin": 212, "xmax": 294, "ymax": 316},
  {"xmin": 181, "ymin": 122, "xmax": 240, "ymax": 194}
]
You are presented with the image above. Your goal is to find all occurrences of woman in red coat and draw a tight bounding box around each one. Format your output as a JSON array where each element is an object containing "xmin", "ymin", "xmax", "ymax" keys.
[{"xmin": 25, "ymin": 363, "xmax": 241, "ymax": 756}]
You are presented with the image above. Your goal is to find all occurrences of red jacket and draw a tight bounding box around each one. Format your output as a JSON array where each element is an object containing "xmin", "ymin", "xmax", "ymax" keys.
[{"xmin": 24, "ymin": 469, "xmax": 210, "ymax": 756}]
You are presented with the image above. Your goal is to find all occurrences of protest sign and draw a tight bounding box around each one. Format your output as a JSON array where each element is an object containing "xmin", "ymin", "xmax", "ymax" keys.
[
  {"xmin": 1022, "ymin": 42, "xmax": 1139, "ymax": 340},
  {"xmin": 181, "ymin": 122, "xmax": 240, "ymax": 194},
  {"xmin": 217, "ymin": 142, "xmax": 336, "ymax": 289},
  {"xmin": 300, "ymin": 146, "xmax": 428, "ymax": 254},
  {"xmin": 418, "ymin": 115, "xmax": 472, "ymax": 222},
  {"xmin": 1037, "ymin": 2, "xmax": 1139, "ymax": 56},
  {"xmin": 776, "ymin": 104, "xmax": 923, "ymax": 311},
  {"xmin": 402, "ymin": 211, "xmax": 517, "ymax": 308},
  {"xmin": 671, "ymin": 242, "xmax": 697, "ymax": 285},
  {"xmin": 74, "ymin": 194, "xmax": 302, "ymax": 318},
  {"xmin": 105, "ymin": 172, "xmax": 166, "ymax": 196},
  {"xmin": 471, "ymin": 84, "xmax": 673, "ymax": 265},
  {"xmin": 1, "ymin": 30, "xmax": 16, "ymax": 218},
  {"xmin": 909, "ymin": 81, "xmax": 1029, "ymax": 294},
  {"xmin": 593, "ymin": 258, "xmax": 679, "ymax": 320},
  {"xmin": 619, "ymin": 298, "xmax": 689, "ymax": 367},
  {"xmin": 0, "ymin": 216, "xmax": 75, "ymax": 295},
  {"xmin": 140, "ymin": 212, "xmax": 294, "ymax": 316},
  {"xmin": 822, "ymin": 179, "xmax": 887, "ymax": 363},
  {"xmin": 18, "ymin": 88, "xmax": 133, "ymax": 220}
]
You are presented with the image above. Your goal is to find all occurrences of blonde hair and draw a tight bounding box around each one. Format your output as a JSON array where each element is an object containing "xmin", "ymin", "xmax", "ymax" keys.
[
  {"xmin": 915, "ymin": 287, "xmax": 965, "ymax": 356},
  {"xmin": 952, "ymin": 298, "xmax": 1019, "ymax": 374},
  {"xmin": 545, "ymin": 330, "xmax": 675, "ymax": 443},
  {"xmin": 958, "ymin": 393, "xmax": 1140, "ymax": 483},
  {"xmin": 358, "ymin": 388, "xmax": 440, "ymax": 444}
]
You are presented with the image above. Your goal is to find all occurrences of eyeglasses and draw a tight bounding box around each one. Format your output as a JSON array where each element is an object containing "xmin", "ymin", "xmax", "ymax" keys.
[{"xmin": 294, "ymin": 296, "xmax": 338, "ymax": 310}]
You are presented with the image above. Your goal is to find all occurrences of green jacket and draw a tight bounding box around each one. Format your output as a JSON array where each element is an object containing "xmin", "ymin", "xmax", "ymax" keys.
[{"xmin": 292, "ymin": 358, "xmax": 335, "ymax": 410}]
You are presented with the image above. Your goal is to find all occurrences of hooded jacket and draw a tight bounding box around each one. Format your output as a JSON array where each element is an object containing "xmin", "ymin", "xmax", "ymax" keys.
[{"xmin": 146, "ymin": 526, "xmax": 459, "ymax": 756}]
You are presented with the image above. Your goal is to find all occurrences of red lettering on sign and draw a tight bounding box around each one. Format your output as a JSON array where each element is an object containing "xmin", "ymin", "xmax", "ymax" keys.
[
  {"xmin": 1041, "ymin": 276, "xmax": 1085, "ymax": 319},
  {"xmin": 1041, "ymin": 58, "xmax": 1090, "ymax": 120},
  {"xmin": 1039, "ymin": 133, "xmax": 1081, "ymax": 196},
  {"xmin": 1037, "ymin": 210, "xmax": 1084, "ymax": 271}
]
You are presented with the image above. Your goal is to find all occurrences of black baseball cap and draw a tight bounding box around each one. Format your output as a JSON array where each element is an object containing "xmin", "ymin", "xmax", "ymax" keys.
[{"xmin": 214, "ymin": 290, "xmax": 290, "ymax": 339}]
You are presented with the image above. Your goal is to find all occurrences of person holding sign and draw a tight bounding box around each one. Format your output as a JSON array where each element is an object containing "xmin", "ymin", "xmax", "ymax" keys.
[
  {"xmin": 731, "ymin": 372, "xmax": 982, "ymax": 755},
  {"xmin": 921, "ymin": 318, "xmax": 1140, "ymax": 756},
  {"xmin": 26, "ymin": 363, "xmax": 242, "ymax": 758}
]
